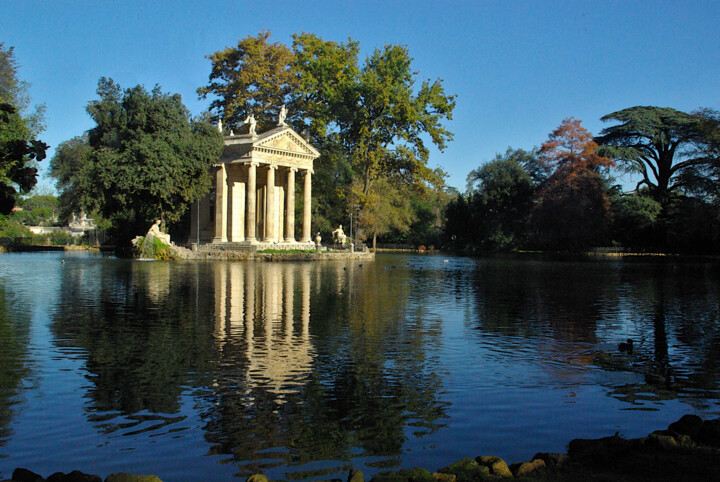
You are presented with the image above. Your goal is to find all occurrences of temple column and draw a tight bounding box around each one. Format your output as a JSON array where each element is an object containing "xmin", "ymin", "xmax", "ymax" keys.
[
  {"xmin": 265, "ymin": 165, "xmax": 277, "ymax": 242},
  {"xmin": 300, "ymin": 169, "xmax": 312, "ymax": 242},
  {"xmin": 212, "ymin": 164, "xmax": 228, "ymax": 243},
  {"xmin": 246, "ymin": 161, "xmax": 258, "ymax": 242},
  {"xmin": 284, "ymin": 167, "xmax": 297, "ymax": 242}
]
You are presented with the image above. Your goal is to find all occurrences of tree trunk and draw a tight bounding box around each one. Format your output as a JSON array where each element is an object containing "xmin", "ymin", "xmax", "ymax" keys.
[{"xmin": 373, "ymin": 233, "xmax": 377, "ymax": 251}]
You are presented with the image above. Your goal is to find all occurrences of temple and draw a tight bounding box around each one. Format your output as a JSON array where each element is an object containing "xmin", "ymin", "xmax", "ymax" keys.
[{"xmin": 190, "ymin": 123, "xmax": 320, "ymax": 248}]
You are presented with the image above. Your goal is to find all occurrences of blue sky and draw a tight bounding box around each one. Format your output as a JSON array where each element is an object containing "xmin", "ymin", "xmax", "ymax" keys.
[{"xmin": 3, "ymin": 0, "xmax": 719, "ymax": 191}]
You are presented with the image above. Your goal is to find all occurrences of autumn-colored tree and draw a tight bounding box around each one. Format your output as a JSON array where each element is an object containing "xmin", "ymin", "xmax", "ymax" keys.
[
  {"xmin": 540, "ymin": 117, "xmax": 614, "ymax": 173},
  {"xmin": 534, "ymin": 118, "xmax": 613, "ymax": 250}
]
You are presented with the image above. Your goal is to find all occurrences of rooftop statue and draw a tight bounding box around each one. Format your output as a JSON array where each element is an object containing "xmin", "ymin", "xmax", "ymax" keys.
[
  {"xmin": 217, "ymin": 118, "xmax": 222, "ymax": 133},
  {"xmin": 244, "ymin": 114, "xmax": 257, "ymax": 136},
  {"xmin": 278, "ymin": 104, "xmax": 287, "ymax": 126}
]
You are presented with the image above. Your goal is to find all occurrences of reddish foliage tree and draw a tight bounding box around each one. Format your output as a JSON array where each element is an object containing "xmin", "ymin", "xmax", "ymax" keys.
[
  {"xmin": 539, "ymin": 117, "xmax": 614, "ymax": 172},
  {"xmin": 533, "ymin": 118, "xmax": 614, "ymax": 250}
]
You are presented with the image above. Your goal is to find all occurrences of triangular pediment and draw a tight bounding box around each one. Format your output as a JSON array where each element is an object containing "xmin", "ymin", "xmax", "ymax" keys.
[{"xmin": 254, "ymin": 127, "xmax": 320, "ymax": 158}]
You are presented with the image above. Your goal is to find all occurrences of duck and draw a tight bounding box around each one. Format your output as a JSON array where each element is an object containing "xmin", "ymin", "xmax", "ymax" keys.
[{"xmin": 618, "ymin": 338, "xmax": 634, "ymax": 354}]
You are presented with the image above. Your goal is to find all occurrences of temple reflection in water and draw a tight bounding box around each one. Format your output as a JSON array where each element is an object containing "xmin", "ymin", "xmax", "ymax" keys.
[{"xmin": 211, "ymin": 262, "xmax": 315, "ymax": 399}]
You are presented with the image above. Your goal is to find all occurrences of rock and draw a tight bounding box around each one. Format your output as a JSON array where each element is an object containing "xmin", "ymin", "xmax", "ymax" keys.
[
  {"xmin": 47, "ymin": 471, "xmax": 102, "ymax": 482},
  {"xmin": 396, "ymin": 468, "xmax": 434, "ymax": 482},
  {"xmin": 369, "ymin": 473, "xmax": 408, "ymax": 482},
  {"xmin": 437, "ymin": 458, "xmax": 490, "ymax": 481},
  {"xmin": 509, "ymin": 459, "xmax": 546, "ymax": 477},
  {"xmin": 697, "ymin": 418, "xmax": 720, "ymax": 447},
  {"xmin": 668, "ymin": 414, "xmax": 703, "ymax": 439},
  {"xmin": 567, "ymin": 435, "xmax": 634, "ymax": 459},
  {"xmin": 245, "ymin": 476, "xmax": 269, "ymax": 482},
  {"xmin": 647, "ymin": 432, "xmax": 679, "ymax": 450},
  {"xmin": 474, "ymin": 456, "xmax": 512, "ymax": 477},
  {"xmin": 347, "ymin": 469, "xmax": 364, "ymax": 482},
  {"xmin": 12, "ymin": 468, "xmax": 45, "ymax": 482},
  {"xmin": 104, "ymin": 474, "xmax": 162, "ymax": 482},
  {"xmin": 531, "ymin": 452, "xmax": 569, "ymax": 469},
  {"xmin": 431, "ymin": 474, "xmax": 455, "ymax": 482}
]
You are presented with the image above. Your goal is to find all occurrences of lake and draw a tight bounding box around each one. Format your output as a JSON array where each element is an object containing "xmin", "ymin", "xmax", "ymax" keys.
[{"xmin": 0, "ymin": 252, "xmax": 718, "ymax": 480}]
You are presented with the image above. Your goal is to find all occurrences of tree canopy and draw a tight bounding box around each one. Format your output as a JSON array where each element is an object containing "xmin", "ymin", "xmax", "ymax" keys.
[
  {"xmin": 50, "ymin": 78, "xmax": 223, "ymax": 242},
  {"xmin": 198, "ymin": 32, "xmax": 455, "ymax": 242},
  {"xmin": 595, "ymin": 106, "xmax": 712, "ymax": 204},
  {"xmin": 0, "ymin": 44, "xmax": 47, "ymax": 215}
]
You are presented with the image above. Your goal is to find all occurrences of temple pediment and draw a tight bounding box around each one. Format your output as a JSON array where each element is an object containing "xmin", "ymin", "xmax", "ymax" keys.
[
  {"xmin": 219, "ymin": 126, "xmax": 319, "ymax": 167},
  {"xmin": 256, "ymin": 128, "xmax": 320, "ymax": 158}
]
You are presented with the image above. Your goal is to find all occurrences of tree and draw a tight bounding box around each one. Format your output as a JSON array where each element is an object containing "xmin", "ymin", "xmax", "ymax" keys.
[
  {"xmin": 197, "ymin": 31, "xmax": 298, "ymax": 132},
  {"xmin": 198, "ymin": 32, "xmax": 455, "ymax": 236},
  {"xmin": 464, "ymin": 148, "xmax": 535, "ymax": 250},
  {"xmin": 347, "ymin": 44, "xmax": 455, "ymax": 197},
  {"xmin": 49, "ymin": 134, "xmax": 95, "ymax": 220},
  {"xmin": 0, "ymin": 44, "xmax": 47, "ymax": 215},
  {"xmin": 609, "ymin": 192, "xmax": 662, "ymax": 249},
  {"xmin": 595, "ymin": 106, "xmax": 714, "ymax": 205},
  {"xmin": 51, "ymin": 78, "xmax": 223, "ymax": 243},
  {"xmin": 353, "ymin": 177, "xmax": 413, "ymax": 250},
  {"xmin": 533, "ymin": 118, "xmax": 614, "ymax": 250}
]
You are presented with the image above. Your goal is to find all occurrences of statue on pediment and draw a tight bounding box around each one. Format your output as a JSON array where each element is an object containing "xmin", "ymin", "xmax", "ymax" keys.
[
  {"xmin": 278, "ymin": 104, "xmax": 287, "ymax": 126},
  {"xmin": 244, "ymin": 114, "xmax": 257, "ymax": 136}
]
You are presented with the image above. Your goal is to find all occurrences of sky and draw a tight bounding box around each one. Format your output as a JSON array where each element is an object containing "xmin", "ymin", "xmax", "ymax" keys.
[{"xmin": 2, "ymin": 0, "xmax": 719, "ymax": 192}]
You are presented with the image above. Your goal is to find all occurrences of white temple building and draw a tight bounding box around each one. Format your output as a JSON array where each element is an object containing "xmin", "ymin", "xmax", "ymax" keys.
[{"xmin": 190, "ymin": 122, "xmax": 320, "ymax": 249}]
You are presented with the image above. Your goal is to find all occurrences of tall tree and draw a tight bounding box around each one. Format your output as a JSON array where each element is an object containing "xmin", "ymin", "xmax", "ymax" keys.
[
  {"xmin": 0, "ymin": 44, "xmax": 47, "ymax": 215},
  {"xmin": 347, "ymin": 44, "xmax": 455, "ymax": 196},
  {"xmin": 595, "ymin": 106, "xmax": 713, "ymax": 204},
  {"xmin": 534, "ymin": 118, "xmax": 613, "ymax": 250},
  {"xmin": 51, "ymin": 78, "xmax": 223, "ymax": 243},
  {"xmin": 197, "ymin": 31, "xmax": 298, "ymax": 132},
  {"xmin": 198, "ymin": 32, "xmax": 455, "ymax": 237},
  {"xmin": 464, "ymin": 148, "xmax": 536, "ymax": 250}
]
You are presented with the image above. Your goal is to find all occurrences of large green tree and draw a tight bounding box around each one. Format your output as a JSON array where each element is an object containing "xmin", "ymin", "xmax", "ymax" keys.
[
  {"xmin": 0, "ymin": 44, "xmax": 47, "ymax": 215},
  {"xmin": 51, "ymin": 78, "xmax": 223, "ymax": 243},
  {"xmin": 198, "ymin": 32, "xmax": 455, "ymax": 240},
  {"xmin": 595, "ymin": 106, "xmax": 715, "ymax": 204},
  {"xmin": 465, "ymin": 148, "xmax": 535, "ymax": 250}
]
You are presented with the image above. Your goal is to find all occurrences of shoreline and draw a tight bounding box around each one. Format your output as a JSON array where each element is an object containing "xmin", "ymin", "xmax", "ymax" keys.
[{"xmin": 5, "ymin": 415, "xmax": 719, "ymax": 481}]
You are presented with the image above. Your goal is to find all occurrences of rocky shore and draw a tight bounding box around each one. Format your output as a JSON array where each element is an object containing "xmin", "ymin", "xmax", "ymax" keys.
[{"xmin": 5, "ymin": 415, "xmax": 720, "ymax": 481}]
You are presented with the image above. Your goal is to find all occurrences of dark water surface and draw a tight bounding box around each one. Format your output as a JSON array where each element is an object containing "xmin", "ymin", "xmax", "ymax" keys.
[{"xmin": 0, "ymin": 252, "xmax": 719, "ymax": 480}]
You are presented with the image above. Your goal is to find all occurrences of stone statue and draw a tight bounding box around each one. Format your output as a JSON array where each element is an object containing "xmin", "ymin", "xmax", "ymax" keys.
[
  {"xmin": 217, "ymin": 118, "xmax": 223, "ymax": 133},
  {"xmin": 147, "ymin": 219, "xmax": 172, "ymax": 245},
  {"xmin": 278, "ymin": 104, "xmax": 287, "ymax": 126},
  {"xmin": 244, "ymin": 114, "xmax": 257, "ymax": 136},
  {"xmin": 332, "ymin": 225, "xmax": 346, "ymax": 245}
]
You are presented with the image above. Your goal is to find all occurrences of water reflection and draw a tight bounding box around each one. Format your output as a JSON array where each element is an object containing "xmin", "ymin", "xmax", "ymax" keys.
[
  {"xmin": 466, "ymin": 257, "xmax": 720, "ymax": 408},
  {"xmin": 0, "ymin": 280, "xmax": 32, "ymax": 451},
  {"xmin": 3, "ymin": 253, "xmax": 717, "ymax": 480},
  {"xmin": 210, "ymin": 262, "xmax": 313, "ymax": 399},
  {"xmin": 202, "ymin": 260, "xmax": 448, "ymax": 477}
]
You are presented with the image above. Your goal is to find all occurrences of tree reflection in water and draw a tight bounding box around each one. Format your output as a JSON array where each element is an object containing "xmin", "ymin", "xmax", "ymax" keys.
[
  {"xmin": 466, "ymin": 257, "xmax": 720, "ymax": 409},
  {"xmin": 202, "ymin": 261, "xmax": 447, "ymax": 477},
  {"xmin": 0, "ymin": 280, "xmax": 32, "ymax": 452},
  {"xmin": 49, "ymin": 258, "xmax": 448, "ymax": 478}
]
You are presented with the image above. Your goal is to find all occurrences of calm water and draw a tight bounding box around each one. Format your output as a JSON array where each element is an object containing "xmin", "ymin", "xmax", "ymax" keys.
[{"xmin": 0, "ymin": 252, "xmax": 719, "ymax": 480}]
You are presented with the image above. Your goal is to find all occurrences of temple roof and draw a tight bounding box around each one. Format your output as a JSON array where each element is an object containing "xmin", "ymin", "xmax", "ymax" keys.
[{"xmin": 219, "ymin": 125, "xmax": 319, "ymax": 169}]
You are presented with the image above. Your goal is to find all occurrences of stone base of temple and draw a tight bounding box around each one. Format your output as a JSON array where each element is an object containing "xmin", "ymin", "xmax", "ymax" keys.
[{"xmin": 197, "ymin": 240, "xmax": 317, "ymax": 252}]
